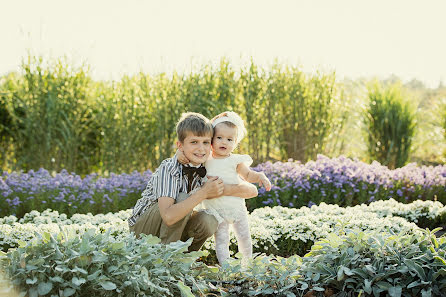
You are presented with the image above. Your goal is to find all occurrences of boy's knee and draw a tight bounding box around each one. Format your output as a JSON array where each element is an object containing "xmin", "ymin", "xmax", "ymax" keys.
[{"xmin": 195, "ymin": 213, "xmax": 218, "ymax": 238}]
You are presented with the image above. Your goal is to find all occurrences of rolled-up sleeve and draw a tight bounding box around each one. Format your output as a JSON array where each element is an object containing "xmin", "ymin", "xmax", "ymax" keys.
[{"xmin": 152, "ymin": 165, "xmax": 180, "ymax": 201}]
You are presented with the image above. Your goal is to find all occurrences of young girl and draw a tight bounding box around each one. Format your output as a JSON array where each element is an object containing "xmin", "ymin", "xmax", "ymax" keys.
[{"xmin": 178, "ymin": 111, "xmax": 271, "ymax": 265}]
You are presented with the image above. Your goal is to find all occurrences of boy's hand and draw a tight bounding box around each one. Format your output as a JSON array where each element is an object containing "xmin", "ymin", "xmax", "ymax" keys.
[
  {"xmin": 200, "ymin": 176, "xmax": 224, "ymax": 199},
  {"xmin": 258, "ymin": 172, "xmax": 272, "ymax": 191},
  {"xmin": 177, "ymin": 149, "xmax": 190, "ymax": 164}
]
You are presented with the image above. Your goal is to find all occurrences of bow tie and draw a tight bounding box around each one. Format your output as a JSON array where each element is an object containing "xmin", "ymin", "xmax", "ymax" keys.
[
  {"xmin": 182, "ymin": 165, "xmax": 207, "ymax": 178},
  {"xmin": 182, "ymin": 165, "xmax": 206, "ymax": 193}
]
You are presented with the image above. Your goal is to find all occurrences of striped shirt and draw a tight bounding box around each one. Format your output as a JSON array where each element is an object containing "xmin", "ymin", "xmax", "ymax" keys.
[{"xmin": 128, "ymin": 154, "xmax": 204, "ymax": 227}]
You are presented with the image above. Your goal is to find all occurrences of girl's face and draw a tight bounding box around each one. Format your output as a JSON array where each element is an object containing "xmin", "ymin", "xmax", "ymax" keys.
[{"xmin": 211, "ymin": 123, "xmax": 237, "ymax": 158}]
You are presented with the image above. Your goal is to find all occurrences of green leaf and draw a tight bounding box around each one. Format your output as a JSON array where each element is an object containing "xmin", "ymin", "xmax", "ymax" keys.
[
  {"xmin": 110, "ymin": 242, "xmax": 124, "ymax": 251},
  {"xmin": 404, "ymin": 259, "xmax": 427, "ymax": 280},
  {"xmin": 388, "ymin": 286, "xmax": 402, "ymax": 297},
  {"xmin": 37, "ymin": 282, "xmax": 53, "ymax": 295},
  {"xmin": 433, "ymin": 268, "xmax": 446, "ymax": 280},
  {"xmin": 29, "ymin": 287, "xmax": 38, "ymax": 297},
  {"xmin": 421, "ymin": 288, "xmax": 432, "ymax": 297},
  {"xmin": 143, "ymin": 234, "xmax": 161, "ymax": 245},
  {"xmin": 364, "ymin": 279, "xmax": 372, "ymax": 294},
  {"xmin": 42, "ymin": 232, "xmax": 51, "ymax": 243},
  {"xmin": 376, "ymin": 281, "xmax": 392, "ymax": 290},
  {"xmin": 177, "ymin": 281, "xmax": 194, "ymax": 297},
  {"xmin": 364, "ymin": 264, "xmax": 376, "ymax": 275},
  {"xmin": 343, "ymin": 267, "xmax": 354, "ymax": 276},
  {"xmin": 49, "ymin": 276, "xmax": 64, "ymax": 283},
  {"xmin": 87, "ymin": 270, "xmax": 102, "ymax": 280},
  {"xmin": 337, "ymin": 266, "xmax": 345, "ymax": 281},
  {"xmin": 75, "ymin": 267, "xmax": 88, "ymax": 275},
  {"xmin": 63, "ymin": 288, "xmax": 76, "ymax": 297},
  {"xmin": 207, "ymin": 266, "xmax": 219, "ymax": 273},
  {"xmin": 26, "ymin": 277, "xmax": 37, "ymax": 285},
  {"xmin": 72, "ymin": 276, "xmax": 86, "ymax": 286},
  {"xmin": 100, "ymin": 281, "xmax": 117, "ymax": 290},
  {"xmin": 298, "ymin": 281, "xmax": 309, "ymax": 290},
  {"xmin": 407, "ymin": 281, "xmax": 420, "ymax": 288},
  {"xmin": 434, "ymin": 256, "xmax": 446, "ymax": 265}
]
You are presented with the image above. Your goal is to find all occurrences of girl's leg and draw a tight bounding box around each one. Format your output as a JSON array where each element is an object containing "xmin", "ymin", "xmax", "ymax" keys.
[
  {"xmin": 214, "ymin": 221, "xmax": 230, "ymax": 264},
  {"xmin": 232, "ymin": 214, "xmax": 252, "ymax": 259}
]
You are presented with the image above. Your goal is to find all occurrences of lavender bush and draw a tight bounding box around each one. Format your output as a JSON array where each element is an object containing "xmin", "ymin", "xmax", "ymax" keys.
[
  {"xmin": 0, "ymin": 168, "xmax": 151, "ymax": 217},
  {"xmin": 1, "ymin": 155, "xmax": 445, "ymax": 218},
  {"xmin": 249, "ymin": 154, "xmax": 446, "ymax": 210}
]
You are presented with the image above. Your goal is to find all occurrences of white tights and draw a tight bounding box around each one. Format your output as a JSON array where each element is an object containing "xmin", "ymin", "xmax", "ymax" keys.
[{"xmin": 214, "ymin": 214, "xmax": 252, "ymax": 265}]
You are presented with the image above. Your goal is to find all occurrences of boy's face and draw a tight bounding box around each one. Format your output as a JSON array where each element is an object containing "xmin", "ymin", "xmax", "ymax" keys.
[{"xmin": 177, "ymin": 132, "xmax": 212, "ymax": 166}]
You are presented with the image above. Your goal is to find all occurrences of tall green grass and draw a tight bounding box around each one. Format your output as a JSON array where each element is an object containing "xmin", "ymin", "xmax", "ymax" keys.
[
  {"xmin": 0, "ymin": 56, "xmax": 98, "ymax": 173},
  {"xmin": 0, "ymin": 56, "xmax": 346, "ymax": 173},
  {"xmin": 364, "ymin": 82, "xmax": 416, "ymax": 168}
]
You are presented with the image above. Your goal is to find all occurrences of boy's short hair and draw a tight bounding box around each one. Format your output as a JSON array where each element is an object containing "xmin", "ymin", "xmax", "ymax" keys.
[{"xmin": 176, "ymin": 112, "xmax": 213, "ymax": 142}]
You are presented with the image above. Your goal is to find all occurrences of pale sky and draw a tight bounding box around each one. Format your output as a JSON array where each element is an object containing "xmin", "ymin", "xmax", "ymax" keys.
[{"xmin": 1, "ymin": 0, "xmax": 446, "ymax": 87}]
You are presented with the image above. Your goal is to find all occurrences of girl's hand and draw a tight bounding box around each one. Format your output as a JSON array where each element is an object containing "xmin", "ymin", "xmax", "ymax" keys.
[
  {"xmin": 177, "ymin": 149, "xmax": 190, "ymax": 164},
  {"xmin": 258, "ymin": 172, "xmax": 272, "ymax": 191}
]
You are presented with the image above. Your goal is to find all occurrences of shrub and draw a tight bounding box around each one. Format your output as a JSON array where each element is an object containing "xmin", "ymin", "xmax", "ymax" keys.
[
  {"xmin": 0, "ymin": 231, "xmax": 211, "ymax": 296},
  {"xmin": 300, "ymin": 229, "xmax": 446, "ymax": 296},
  {"xmin": 364, "ymin": 82, "xmax": 416, "ymax": 169},
  {"xmin": 1, "ymin": 205, "xmax": 445, "ymax": 296},
  {"xmin": 250, "ymin": 155, "xmax": 446, "ymax": 209}
]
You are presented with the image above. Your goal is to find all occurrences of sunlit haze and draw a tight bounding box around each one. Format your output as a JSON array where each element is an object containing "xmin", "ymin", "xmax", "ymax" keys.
[{"xmin": 2, "ymin": 0, "xmax": 446, "ymax": 87}]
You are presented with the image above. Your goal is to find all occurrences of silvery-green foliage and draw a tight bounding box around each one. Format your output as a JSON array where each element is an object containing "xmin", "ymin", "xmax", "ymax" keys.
[
  {"xmin": 300, "ymin": 229, "xmax": 446, "ymax": 297},
  {"xmin": 201, "ymin": 254, "xmax": 304, "ymax": 296},
  {"xmin": 0, "ymin": 231, "xmax": 210, "ymax": 296}
]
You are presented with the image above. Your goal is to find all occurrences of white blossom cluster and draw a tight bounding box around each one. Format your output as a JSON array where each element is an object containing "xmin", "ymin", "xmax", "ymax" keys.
[
  {"xmin": 207, "ymin": 207, "xmax": 422, "ymax": 254},
  {"xmin": 251, "ymin": 198, "xmax": 446, "ymax": 224},
  {"xmin": 1, "ymin": 199, "xmax": 442, "ymax": 255},
  {"xmin": 351, "ymin": 198, "xmax": 446, "ymax": 223}
]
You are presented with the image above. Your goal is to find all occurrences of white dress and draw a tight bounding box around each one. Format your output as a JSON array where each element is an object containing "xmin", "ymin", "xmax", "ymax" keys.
[
  {"xmin": 194, "ymin": 153, "xmax": 253, "ymax": 224},
  {"xmin": 194, "ymin": 153, "xmax": 254, "ymax": 265}
]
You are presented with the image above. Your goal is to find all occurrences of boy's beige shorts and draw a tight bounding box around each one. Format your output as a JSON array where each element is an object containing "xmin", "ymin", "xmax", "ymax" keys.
[{"xmin": 129, "ymin": 193, "xmax": 218, "ymax": 251}]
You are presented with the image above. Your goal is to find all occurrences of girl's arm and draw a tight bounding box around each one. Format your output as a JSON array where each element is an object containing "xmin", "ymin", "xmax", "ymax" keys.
[
  {"xmin": 223, "ymin": 182, "xmax": 258, "ymax": 198},
  {"xmin": 237, "ymin": 162, "xmax": 272, "ymax": 191},
  {"xmin": 176, "ymin": 149, "xmax": 190, "ymax": 164}
]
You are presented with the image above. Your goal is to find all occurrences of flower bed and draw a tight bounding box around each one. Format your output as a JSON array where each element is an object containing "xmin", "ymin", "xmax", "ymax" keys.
[
  {"xmin": 2, "ymin": 199, "xmax": 445, "ymax": 259},
  {"xmin": 0, "ymin": 169, "xmax": 150, "ymax": 217},
  {"xmin": 2, "ymin": 200, "xmax": 446, "ymax": 296},
  {"xmin": 1, "ymin": 229, "xmax": 445, "ymax": 296},
  {"xmin": 2, "ymin": 155, "xmax": 445, "ymax": 218},
  {"xmin": 251, "ymin": 154, "xmax": 446, "ymax": 209}
]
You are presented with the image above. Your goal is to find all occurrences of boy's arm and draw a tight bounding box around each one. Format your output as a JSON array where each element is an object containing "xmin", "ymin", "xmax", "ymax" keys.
[{"xmin": 158, "ymin": 176, "xmax": 223, "ymax": 226}]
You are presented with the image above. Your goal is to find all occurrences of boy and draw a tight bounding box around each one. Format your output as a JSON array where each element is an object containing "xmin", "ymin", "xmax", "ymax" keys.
[{"xmin": 128, "ymin": 112, "xmax": 258, "ymax": 251}]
